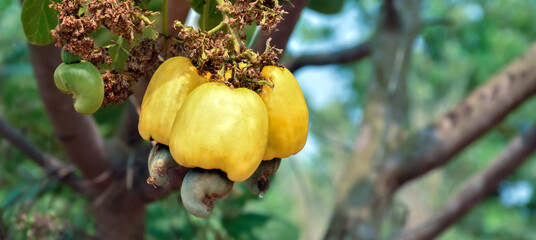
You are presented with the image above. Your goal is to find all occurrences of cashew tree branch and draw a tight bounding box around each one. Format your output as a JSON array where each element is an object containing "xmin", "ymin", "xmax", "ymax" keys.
[{"xmin": 396, "ymin": 125, "xmax": 536, "ymax": 240}]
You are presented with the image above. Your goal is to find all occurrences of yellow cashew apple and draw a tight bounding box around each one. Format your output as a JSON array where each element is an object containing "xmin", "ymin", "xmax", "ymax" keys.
[{"xmin": 260, "ymin": 66, "xmax": 309, "ymax": 160}]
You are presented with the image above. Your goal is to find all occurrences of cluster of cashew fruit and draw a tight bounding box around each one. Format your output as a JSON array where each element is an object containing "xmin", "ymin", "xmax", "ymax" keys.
[{"xmin": 139, "ymin": 57, "xmax": 308, "ymax": 218}]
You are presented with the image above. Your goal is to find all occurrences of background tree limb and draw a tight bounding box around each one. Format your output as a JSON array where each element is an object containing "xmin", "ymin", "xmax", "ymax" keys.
[
  {"xmin": 389, "ymin": 43, "xmax": 536, "ymax": 190},
  {"xmin": 396, "ymin": 124, "xmax": 536, "ymax": 240},
  {"xmin": 284, "ymin": 41, "xmax": 372, "ymax": 72}
]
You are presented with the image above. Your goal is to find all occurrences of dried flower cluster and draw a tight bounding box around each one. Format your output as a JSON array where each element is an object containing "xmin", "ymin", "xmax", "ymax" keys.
[
  {"xmin": 170, "ymin": 0, "xmax": 286, "ymax": 91},
  {"xmin": 100, "ymin": 39, "xmax": 160, "ymax": 106},
  {"xmin": 16, "ymin": 213, "xmax": 68, "ymax": 239},
  {"xmin": 50, "ymin": 0, "xmax": 159, "ymax": 106},
  {"xmin": 101, "ymin": 70, "xmax": 132, "ymax": 106},
  {"xmin": 50, "ymin": 0, "xmax": 103, "ymax": 63},
  {"xmin": 125, "ymin": 39, "xmax": 161, "ymax": 81},
  {"xmin": 51, "ymin": 0, "xmax": 288, "ymax": 104},
  {"xmin": 50, "ymin": 0, "xmax": 154, "ymax": 64},
  {"xmin": 218, "ymin": 0, "xmax": 286, "ymax": 34},
  {"xmin": 171, "ymin": 24, "xmax": 282, "ymax": 91}
]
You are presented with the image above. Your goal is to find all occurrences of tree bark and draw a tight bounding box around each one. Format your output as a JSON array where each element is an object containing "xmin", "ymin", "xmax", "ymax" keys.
[{"xmin": 93, "ymin": 188, "xmax": 147, "ymax": 240}]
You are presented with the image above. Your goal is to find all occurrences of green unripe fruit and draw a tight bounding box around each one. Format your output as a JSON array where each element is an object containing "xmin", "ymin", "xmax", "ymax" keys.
[
  {"xmin": 53, "ymin": 61, "xmax": 104, "ymax": 114},
  {"xmin": 180, "ymin": 169, "xmax": 234, "ymax": 218}
]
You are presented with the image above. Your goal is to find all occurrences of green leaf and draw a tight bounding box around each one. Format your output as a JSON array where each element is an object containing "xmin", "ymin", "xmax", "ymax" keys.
[
  {"xmin": 307, "ymin": 0, "xmax": 345, "ymax": 15},
  {"xmin": 189, "ymin": 0, "xmax": 216, "ymax": 15},
  {"xmin": 108, "ymin": 36, "xmax": 130, "ymax": 72},
  {"xmin": 190, "ymin": 0, "xmax": 223, "ymax": 30},
  {"xmin": 134, "ymin": 0, "xmax": 151, "ymax": 9},
  {"xmin": 142, "ymin": 27, "xmax": 159, "ymax": 40},
  {"xmin": 223, "ymin": 213, "xmax": 300, "ymax": 240},
  {"xmin": 1, "ymin": 183, "xmax": 42, "ymax": 209},
  {"xmin": 21, "ymin": 0, "xmax": 58, "ymax": 45},
  {"xmin": 198, "ymin": 12, "xmax": 224, "ymax": 31}
]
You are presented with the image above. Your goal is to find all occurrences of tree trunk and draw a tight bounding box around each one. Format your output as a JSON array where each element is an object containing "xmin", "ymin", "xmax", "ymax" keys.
[
  {"xmin": 28, "ymin": 43, "xmax": 149, "ymax": 239},
  {"xmin": 93, "ymin": 193, "xmax": 147, "ymax": 240}
]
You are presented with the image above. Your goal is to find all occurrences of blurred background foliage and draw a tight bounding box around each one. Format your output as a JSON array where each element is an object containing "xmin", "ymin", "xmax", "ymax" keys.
[{"xmin": 2, "ymin": 0, "xmax": 536, "ymax": 239}]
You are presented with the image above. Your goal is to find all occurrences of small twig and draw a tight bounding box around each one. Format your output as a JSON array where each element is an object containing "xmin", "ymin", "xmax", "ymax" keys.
[
  {"xmin": 0, "ymin": 117, "xmax": 89, "ymax": 196},
  {"xmin": 215, "ymin": 0, "xmax": 243, "ymax": 53},
  {"xmin": 396, "ymin": 125, "xmax": 536, "ymax": 240},
  {"xmin": 202, "ymin": 0, "xmax": 209, "ymax": 30},
  {"xmin": 207, "ymin": 21, "xmax": 226, "ymax": 35},
  {"xmin": 162, "ymin": 0, "xmax": 169, "ymax": 55},
  {"xmin": 284, "ymin": 40, "xmax": 372, "ymax": 72}
]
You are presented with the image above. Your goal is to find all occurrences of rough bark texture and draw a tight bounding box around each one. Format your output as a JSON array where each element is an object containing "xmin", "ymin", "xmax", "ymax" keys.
[{"xmin": 92, "ymin": 188, "xmax": 147, "ymax": 240}]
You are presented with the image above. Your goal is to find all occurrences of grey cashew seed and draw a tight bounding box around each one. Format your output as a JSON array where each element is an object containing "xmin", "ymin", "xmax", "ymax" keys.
[
  {"xmin": 147, "ymin": 144, "xmax": 177, "ymax": 187},
  {"xmin": 244, "ymin": 158, "xmax": 281, "ymax": 196},
  {"xmin": 180, "ymin": 168, "xmax": 234, "ymax": 218}
]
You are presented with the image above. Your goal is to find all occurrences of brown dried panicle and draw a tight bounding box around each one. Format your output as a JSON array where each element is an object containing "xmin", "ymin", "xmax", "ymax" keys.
[
  {"xmin": 125, "ymin": 38, "xmax": 161, "ymax": 81},
  {"xmin": 87, "ymin": 0, "xmax": 154, "ymax": 41},
  {"xmin": 51, "ymin": 0, "xmax": 158, "ymax": 106},
  {"xmin": 218, "ymin": 0, "xmax": 286, "ymax": 34},
  {"xmin": 170, "ymin": 22, "xmax": 282, "ymax": 92},
  {"xmin": 50, "ymin": 0, "xmax": 98, "ymax": 60},
  {"xmin": 50, "ymin": 0, "xmax": 155, "ymax": 65},
  {"xmin": 102, "ymin": 70, "xmax": 134, "ymax": 106}
]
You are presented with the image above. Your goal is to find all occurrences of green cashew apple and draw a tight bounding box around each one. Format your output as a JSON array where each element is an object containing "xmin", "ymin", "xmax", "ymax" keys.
[{"xmin": 53, "ymin": 50, "xmax": 104, "ymax": 114}]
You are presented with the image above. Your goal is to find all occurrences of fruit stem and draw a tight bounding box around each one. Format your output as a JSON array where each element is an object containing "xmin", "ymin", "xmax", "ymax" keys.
[
  {"xmin": 162, "ymin": 0, "xmax": 169, "ymax": 55},
  {"xmin": 207, "ymin": 21, "xmax": 226, "ymax": 35},
  {"xmin": 215, "ymin": 0, "xmax": 243, "ymax": 53}
]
